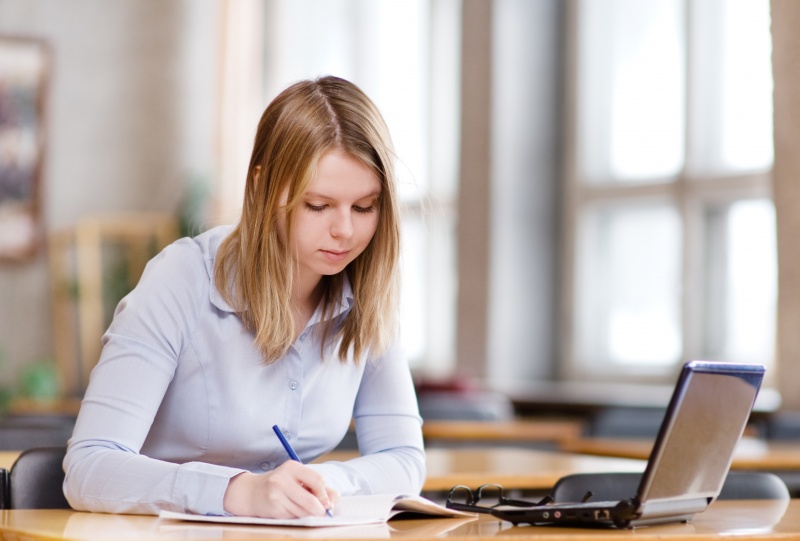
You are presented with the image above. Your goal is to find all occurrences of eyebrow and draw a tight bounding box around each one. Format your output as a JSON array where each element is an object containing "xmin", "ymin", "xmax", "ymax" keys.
[{"xmin": 303, "ymin": 190, "xmax": 382, "ymax": 201}]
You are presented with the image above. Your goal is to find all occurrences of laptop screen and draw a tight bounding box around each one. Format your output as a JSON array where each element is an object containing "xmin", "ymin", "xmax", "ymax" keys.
[{"xmin": 637, "ymin": 361, "xmax": 765, "ymax": 504}]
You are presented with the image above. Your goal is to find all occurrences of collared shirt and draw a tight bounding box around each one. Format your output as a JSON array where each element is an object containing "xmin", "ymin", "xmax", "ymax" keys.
[{"xmin": 63, "ymin": 226, "xmax": 425, "ymax": 516}]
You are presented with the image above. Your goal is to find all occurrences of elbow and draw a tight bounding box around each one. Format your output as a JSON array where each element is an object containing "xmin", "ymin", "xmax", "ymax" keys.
[
  {"xmin": 416, "ymin": 449, "xmax": 427, "ymax": 493},
  {"xmin": 62, "ymin": 444, "xmax": 93, "ymax": 511},
  {"xmin": 62, "ymin": 440, "xmax": 124, "ymax": 512},
  {"xmin": 404, "ymin": 445, "xmax": 427, "ymax": 494},
  {"xmin": 63, "ymin": 474, "xmax": 87, "ymax": 511}
]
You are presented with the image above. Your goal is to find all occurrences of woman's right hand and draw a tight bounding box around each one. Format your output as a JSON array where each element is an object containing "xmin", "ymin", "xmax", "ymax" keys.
[{"xmin": 223, "ymin": 460, "xmax": 339, "ymax": 518}]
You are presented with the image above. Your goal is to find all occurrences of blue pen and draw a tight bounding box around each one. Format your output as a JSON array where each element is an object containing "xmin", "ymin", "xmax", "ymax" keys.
[{"xmin": 272, "ymin": 425, "xmax": 334, "ymax": 517}]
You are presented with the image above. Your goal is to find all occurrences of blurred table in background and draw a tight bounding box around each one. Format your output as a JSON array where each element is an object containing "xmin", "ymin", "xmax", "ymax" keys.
[
  {"xmin": 319, "ymin": 446, "xmax": 645, "ymax": 493},
  {"xmin": 0, "ymin": 452, "xmax": 18, "ymax": 470},
  {"xmin": 421, "ymin": 418, "xmax": 585, "ymax": 448},
  {"xmin": 560, "ymin": 436, "xmax": 800, "ymax": 470}
]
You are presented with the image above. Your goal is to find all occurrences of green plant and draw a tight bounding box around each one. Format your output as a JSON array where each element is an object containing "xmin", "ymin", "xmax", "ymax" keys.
[
  {"xmin": 18, "ymin": 357, "xmax": 59, "ymax": 401},
  {"xmin": 0, "ymin": 345, "xmax": 13, "ymax": 413},
  {"xmin": 178, "ymin": 173, "xmax": 211, "ymax": 238}
]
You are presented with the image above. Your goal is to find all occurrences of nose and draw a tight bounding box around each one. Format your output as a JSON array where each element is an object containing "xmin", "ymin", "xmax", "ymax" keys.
[{"xmin": 330, "ymin": 208, "xmax": 354, "ymax": 239}]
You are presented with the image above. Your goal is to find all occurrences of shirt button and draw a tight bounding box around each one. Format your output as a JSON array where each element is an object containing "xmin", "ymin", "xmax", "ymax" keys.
[
  {"xmin": 289, "ymin": 380, "xmax": 298, "ymax": 390},
  {"xmin": 300, "ymin": 331, "xmax": 308, "ymax": 341},
  {"xmin": 259, "ymin": 461, "xmax": 270, "ymax": 471}
]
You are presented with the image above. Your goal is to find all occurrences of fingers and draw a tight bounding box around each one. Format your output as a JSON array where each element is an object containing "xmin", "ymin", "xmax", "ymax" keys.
[
  {"xmin": 223, "ymin": 460, "xmax": 337, "ymax": 519},
  {"xmin": 287, "ymin": 461, "xmax": 335, "ymax": 510},
  {"xmin": 249, "ymin": 461, "xmax": 335, "ymax": 519},
  {"xmin": 326, "ymin": 486, "xmax": 341, "ymax": 514}
]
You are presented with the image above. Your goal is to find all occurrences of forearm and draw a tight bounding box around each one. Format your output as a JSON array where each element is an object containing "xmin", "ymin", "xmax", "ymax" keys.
[
  {"xmin": 309, "ymin": 444, "xmax": 425, "ymax": 495},
  {"xmin": 64, "ymin": 441, "xmax": 243, "ymax": 515},
  {"xmin": 308, "ymin": 413, "xmax": 425, "ymax": 495}
]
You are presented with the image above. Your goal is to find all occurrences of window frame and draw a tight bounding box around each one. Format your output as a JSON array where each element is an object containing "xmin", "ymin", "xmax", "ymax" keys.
[{"xmin": 560, "ymin": 0, "xmax": 775, "ymax": 384}]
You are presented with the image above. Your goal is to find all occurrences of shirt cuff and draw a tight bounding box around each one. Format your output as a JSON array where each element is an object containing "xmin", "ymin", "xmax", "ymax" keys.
[{"xmin": 174, "ymin": 461, "xmax": 246, "ymax": 515}]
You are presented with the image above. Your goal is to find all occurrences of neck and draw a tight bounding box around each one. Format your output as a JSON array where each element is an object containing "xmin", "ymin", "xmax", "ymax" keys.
[{"xmin": 292, "ymin": 275, "xmax": 324, "ymax": 328}]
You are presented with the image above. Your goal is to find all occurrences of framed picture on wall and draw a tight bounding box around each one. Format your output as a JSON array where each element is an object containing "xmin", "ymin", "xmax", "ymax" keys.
[{"xmin": 0, "ymin": 36, "xmax": 48, "ymax": 262}]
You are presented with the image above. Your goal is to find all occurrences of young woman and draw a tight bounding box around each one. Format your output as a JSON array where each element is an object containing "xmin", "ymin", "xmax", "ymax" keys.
[{"xmin": 63, "ymin": 76, "xmax": 425, "ymax": 518}]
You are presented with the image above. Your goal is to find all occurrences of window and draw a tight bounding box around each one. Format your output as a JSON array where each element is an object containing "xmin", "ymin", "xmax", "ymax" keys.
[
  {"xmin": 218, "ymin": 0, "xmax": 460, "ymax": 374},
  {"xmin": 563, "ymin": 0, "xmax": 775, "ymax": 382}
]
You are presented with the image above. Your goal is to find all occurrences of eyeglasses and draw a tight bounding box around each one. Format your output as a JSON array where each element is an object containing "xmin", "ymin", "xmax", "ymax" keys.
[{"xmin": 445, "ymin": 484, "xmax": 554, "ymax": 514}]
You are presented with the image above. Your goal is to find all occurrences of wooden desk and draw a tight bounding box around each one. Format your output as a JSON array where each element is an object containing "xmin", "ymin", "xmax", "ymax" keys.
[
  {"xmin": 319, "ymin": 447, "xmax": 646, "ymax": 492},
  {"xmin": 560, "ymin": 437, "xmax": 800, "ymax": 471},
  {"xmin": 0, "ymin": 451, "xmax": 18, "ymax": 470},
  {"xmin": 1, "ymin": 499, "xmax": 796, "ymax": 540},
  {"xmin": 421, "ymin": 419, "xmax": 585, "ymax": 446}
]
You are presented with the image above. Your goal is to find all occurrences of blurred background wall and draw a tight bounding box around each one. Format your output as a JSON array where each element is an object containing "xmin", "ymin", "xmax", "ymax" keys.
[{"xmin": 0, "ymin": 0, "xmax": 219, "ymax": 389}]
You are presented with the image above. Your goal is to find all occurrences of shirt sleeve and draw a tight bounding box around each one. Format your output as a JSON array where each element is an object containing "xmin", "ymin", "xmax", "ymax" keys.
[
  {"xmin": 63, "ymin": 242, "xmax": 245, "ymax": 516},
  {"xmin": 307, "ymin": 339, "xmax": 426, "ymax": 495}
]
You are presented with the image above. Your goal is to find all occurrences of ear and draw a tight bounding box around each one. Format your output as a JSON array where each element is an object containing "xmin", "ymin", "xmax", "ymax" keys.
[{"xmin": 253, "ymin": 165, "xmax": 262, "ymax": 187}]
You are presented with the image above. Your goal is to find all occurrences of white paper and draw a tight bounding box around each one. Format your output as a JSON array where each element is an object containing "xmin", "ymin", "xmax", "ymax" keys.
[{"xmin": 159, "ymin": 494, "xmax": 474, "ymax": 528}]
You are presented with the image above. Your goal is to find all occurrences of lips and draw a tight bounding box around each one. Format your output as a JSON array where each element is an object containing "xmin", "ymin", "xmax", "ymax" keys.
[{"xmin": 320, "ymin": 249, "xmax": 350, "ymax": 262}]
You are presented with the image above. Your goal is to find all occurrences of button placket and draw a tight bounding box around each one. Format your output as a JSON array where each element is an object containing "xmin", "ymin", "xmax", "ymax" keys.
[{"xmin": 285, "ymin": 331, "xmax": 304, "ymax": 450}]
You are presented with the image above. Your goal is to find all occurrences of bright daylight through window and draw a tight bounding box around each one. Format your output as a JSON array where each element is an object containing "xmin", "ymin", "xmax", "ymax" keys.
[{"xmin": 566, "ymin": 0, "xmax": 775, "ymax": 381}]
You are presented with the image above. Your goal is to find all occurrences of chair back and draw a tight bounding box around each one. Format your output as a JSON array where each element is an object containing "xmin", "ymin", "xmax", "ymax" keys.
[
  {"xmin": 9, "ymin": 446, "xmax": 70, "ymax": 509},
  {"xmin": 552, "ymin": 470, "xmax": 789, "ymax": 503},
  {"xmin": 717, "ymin": 471, "xmax": 790, "ymax": 500},
  {"xmin": 552, "ymin": 472, "xmax": 640, "ymax": 503},
  {"xmin": 584, "ymin": 407, "xmax": 666, "ymax": 438},
  {"xmin": 0, "ymin": 468, "xmax": 9, "ymax": 509}
]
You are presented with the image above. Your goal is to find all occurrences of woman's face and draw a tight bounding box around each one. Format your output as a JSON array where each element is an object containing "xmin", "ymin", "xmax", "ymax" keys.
[{"xmin": 279, "ymin": 150, "xmax": 381, "ymax": 293}]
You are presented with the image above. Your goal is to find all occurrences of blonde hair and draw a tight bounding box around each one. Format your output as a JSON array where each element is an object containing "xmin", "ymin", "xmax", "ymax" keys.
[{"xmin": 214, "ymin": 76, "xmax": 401, "ymax": 363}]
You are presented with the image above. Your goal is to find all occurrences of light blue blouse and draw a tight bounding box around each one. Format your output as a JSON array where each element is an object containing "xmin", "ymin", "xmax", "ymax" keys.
[{"xmin": 63, "ymin": 225, "xmax": 425, "ymax": 516}]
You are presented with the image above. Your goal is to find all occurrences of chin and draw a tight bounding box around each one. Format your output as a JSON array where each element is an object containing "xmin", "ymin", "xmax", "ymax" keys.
[{"xmin": 318, "ymin": 263, "xmax": 349, "ymax": 276}]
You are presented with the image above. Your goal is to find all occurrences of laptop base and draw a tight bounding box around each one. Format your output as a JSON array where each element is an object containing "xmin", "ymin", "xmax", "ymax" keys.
[{"xmin": 491, "ymin": 499, "xmax": 696, "ymax": 529}]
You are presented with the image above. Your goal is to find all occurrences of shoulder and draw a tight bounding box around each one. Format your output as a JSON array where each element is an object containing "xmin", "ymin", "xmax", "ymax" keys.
[
  {"xmin": 362, "ymin": 335, "xmax": 404, "ymax": 375},
  {"xmin": 140, "ymin": 225, "xmax": 233, "ymax": 282},
  {"xmin": 122, "ymin": 225, "xmax": 234, "ymax": 310},
  {"xmin": 186, "ymin": 224, "xmax": 236, "ymax": 270}
]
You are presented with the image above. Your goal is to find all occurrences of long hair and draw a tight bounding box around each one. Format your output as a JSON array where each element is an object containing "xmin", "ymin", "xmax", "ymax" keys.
[{"xmin": 214, "ymin": 76, "xmax": 401, "ymax": 363}]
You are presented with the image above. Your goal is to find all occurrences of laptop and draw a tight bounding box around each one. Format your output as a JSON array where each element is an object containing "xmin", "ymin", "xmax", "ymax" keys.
[{"xmin": 491, "ymin": 360, "xmax": 766, "ymax": 529}]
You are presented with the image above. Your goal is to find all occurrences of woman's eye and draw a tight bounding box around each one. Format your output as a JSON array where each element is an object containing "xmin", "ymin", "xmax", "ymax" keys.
[
  {"xmin": 305, "ymin": 203, "xmax": 326, "ymax": 212},
  {"xmin": 353, "ymin": 205, "xmax": 375, "ymax": 214}
]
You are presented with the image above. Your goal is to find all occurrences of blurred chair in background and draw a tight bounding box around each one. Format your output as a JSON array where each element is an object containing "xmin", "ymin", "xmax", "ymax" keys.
[
  {"xmin": 551, "ymin": 471, "xmax": 789, "ymax": 503},
  {"xmin": 5, "ymin": 446, "xmax": 69, "ymax": 509},
  {"xmin": 49, "ymin": 212, "xmax": 178, "ymax": 399},
  {"xmin": 584, "ymin": 407, "xmax": 666, "ymax": 438}
]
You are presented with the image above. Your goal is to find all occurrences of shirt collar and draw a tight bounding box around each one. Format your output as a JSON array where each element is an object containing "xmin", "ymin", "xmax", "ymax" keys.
[
  {"xmin": 307, "ymin": 275, "xmax": 354, "ymax": 327},
  {"xmin": 209, "ymin": 272, "xmax": 354, "ymax": 323}
]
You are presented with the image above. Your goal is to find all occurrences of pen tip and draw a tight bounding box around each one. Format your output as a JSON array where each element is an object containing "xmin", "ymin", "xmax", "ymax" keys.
[{"xmin": 327, "ymin": 508, "xmax": 334, "ymax": 518}]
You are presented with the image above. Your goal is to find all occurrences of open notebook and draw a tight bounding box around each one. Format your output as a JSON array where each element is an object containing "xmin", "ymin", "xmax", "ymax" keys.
[
  {"xmin": 160, "ymin": 493, "xmax": 475, "ymax": 528},
  {"xmin": 491, "ymin": 361, "xmax": 765, "ymax": 529}
]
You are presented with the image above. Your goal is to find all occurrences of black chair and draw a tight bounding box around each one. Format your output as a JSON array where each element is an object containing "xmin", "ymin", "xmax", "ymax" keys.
[
  {"xmin": 8, "ymin": 446, "xmax": 70, "ymax": 509},
  {"xmin": 584, "ymin": 407, "xmax": 667, "ymax": 438},
  {"xmin": 417, "ymin": 390, "xmax": 514, "ymax": 422},
  {"xmin": 764, "ymin": 410, "xmax": 800, "ymax": 440},
  {"xmin": 551, "ymin": 471, "xmax": 789, "ymax": 503},
  {"xmin": 0, "ymin": 468, "xmax": 9, "ymax": 509},
  {"xmin": 761, "ymin": 412, "xmax": 800, "ymax": 497}
]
